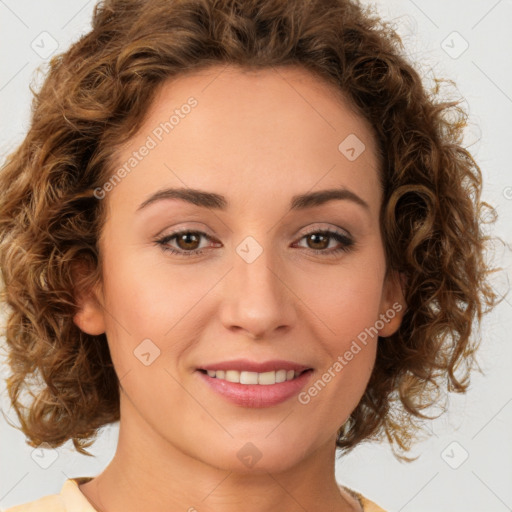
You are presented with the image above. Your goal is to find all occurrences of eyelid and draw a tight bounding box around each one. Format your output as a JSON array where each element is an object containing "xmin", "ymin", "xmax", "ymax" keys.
[
  {"xmin": 155, "ymin": 221, "xmax": 214, "ymax": 238},
  {"xmin": 299, "ymin": 223, "xmax": 352, "ymax": 238}
]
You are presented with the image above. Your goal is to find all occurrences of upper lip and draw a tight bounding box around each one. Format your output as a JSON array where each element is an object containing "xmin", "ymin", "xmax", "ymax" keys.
[{"xmin": 198, "ymin": 359, "xmax": 312, "ymax": 373}]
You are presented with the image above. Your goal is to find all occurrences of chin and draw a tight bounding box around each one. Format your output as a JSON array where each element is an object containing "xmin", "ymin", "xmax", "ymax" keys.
[{"xmin": 193, "ymin": 435, "xmax": 316, "ymax": 475}]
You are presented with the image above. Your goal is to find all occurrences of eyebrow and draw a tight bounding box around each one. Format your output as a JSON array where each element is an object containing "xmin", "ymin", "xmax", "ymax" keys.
[{"xmin": 136, "ymin": 186, "xmax": 370, "ymax": 212}]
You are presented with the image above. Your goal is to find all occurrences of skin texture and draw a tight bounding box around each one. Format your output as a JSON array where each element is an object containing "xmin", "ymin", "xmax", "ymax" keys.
[{"xmin": 73, "ymin": 64, "xmax": 404, "ymax": 512}]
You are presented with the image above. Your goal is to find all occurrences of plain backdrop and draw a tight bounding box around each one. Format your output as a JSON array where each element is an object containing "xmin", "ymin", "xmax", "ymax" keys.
[{"xmin": 0, "ymin": 1, "xmax": 511, "ymax": 511}]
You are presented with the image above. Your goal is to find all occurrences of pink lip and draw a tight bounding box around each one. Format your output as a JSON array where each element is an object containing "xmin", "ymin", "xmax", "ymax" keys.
[
  {"xmin": 199, "ymin": 359, "xmax": 311, "ymax": 373},
  {"xmin": 196, "ymin": 363, "xmax": 314, "ymax": 408}
]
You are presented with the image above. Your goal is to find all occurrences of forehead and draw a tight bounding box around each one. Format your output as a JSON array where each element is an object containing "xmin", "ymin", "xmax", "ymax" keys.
[
  {"xmin": 141, "ymin": 64, "xmax": 374, "ymax": 146},
  {"xmin": 106, "ymin": 64, "xmax": 381, "ymax": 217}
]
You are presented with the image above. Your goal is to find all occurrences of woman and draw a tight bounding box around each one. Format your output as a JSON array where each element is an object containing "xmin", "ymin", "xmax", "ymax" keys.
[{"xmin": 0, "ymin": 0, "xmax": 497, "ymax": 510}]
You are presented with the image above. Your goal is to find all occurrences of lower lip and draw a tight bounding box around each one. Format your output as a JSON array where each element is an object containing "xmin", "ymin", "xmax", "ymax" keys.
[{"xmin": 197, "ymin": 370, "xmax": 313, "ymax": 408}]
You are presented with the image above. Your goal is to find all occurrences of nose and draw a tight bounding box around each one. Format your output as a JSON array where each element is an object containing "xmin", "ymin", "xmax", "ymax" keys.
[{"xmin": 218, "ymin": 239, "xmax": 297, "ymax": 340}]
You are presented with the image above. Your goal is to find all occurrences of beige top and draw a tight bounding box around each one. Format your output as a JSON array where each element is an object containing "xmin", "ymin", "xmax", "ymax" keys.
[{"xmin": 4, "ymin": 477, "xmax": 387, "ymax": 512}]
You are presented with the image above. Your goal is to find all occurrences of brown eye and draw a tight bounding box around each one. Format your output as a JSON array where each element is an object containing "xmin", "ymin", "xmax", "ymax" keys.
[
  {"xmin": 305, "ymin": 233, "xmax": 330, "ymax": 250},
  {"xmin": 155, "ymin": 230, "xmax": 218, "ymax": 256},
  {"xmin": 294, "ymin": 229, "xmax": 354, "ymax": 257},
  {"xmin": 175, "ymin": 232, "xmax": 202, "ymax": 251}
]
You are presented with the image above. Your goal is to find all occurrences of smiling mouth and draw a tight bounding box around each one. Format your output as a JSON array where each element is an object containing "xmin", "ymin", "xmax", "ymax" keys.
[{"xmin": 197, "ymin": 368, "xmax": 312, "ymax": 385}]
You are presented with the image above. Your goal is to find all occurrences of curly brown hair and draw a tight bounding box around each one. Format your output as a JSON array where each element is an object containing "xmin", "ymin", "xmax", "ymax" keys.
[{"xmin": 0, "ymin": 0, "xmax": 498, "ymax": 459}]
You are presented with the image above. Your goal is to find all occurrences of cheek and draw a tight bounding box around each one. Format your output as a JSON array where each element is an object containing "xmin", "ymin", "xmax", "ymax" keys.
[
  {"xmin": 293, "ymin": 259, "xmax": 386, "ymax": 348},
  {"xmin": 296, "ymin": 270, "xmax": 381, "ymax": 425},
  {"xmin": 290, "ymin": 255, "xmax": 385, "ymax": 408},
  {"xmin": 99, "ymin": 252, "xmax": 218, "ymax": 374}
]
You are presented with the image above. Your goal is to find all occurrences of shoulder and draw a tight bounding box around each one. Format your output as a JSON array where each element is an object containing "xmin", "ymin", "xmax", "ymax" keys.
[
  {"xmin": 3, "ymin": 494, "xmax": 66, "ymax": 512},
  {"xmin": 2, "ymin": 478, "xmax": 95, "ymax": 512},
  {"xmin": 340, "ymin": 484, "xmax": 388, "ymax": 512}
]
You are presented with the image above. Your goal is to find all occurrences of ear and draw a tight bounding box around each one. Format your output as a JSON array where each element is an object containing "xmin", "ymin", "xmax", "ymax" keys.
[
  {"xmin": 71, "ymin": 261, "xmax": 106, "ymax": 336},
  {"xmin": 377, "ymin": 269, "xmax": 406, "ymax": 338}
]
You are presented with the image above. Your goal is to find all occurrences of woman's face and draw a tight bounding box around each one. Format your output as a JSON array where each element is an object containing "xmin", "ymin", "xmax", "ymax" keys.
[{"xmin": 75, "ymin": 64, "xmax": 404, "ymax": 473}]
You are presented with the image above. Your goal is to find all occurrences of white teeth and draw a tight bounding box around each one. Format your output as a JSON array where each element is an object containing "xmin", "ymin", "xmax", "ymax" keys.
[
  {"xmin": 204, "ymin": 369, "xmax": 300, "ymax": 384},
  {"xmin": 225, "ymin": 370, "xmax": 239, "ymax": 383},
  {"xmin": 240, "ymin": 371, "xmax": 259, "ymax": 384},
  {"xmin": 275, "ymin": 369, "xmax": 287, "ymax": 383},
  {"xmin": 258, "ymin": 371, "xmax": 276, "ymax": 385}
]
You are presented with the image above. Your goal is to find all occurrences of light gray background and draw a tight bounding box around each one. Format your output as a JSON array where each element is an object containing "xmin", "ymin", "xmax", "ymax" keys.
[{"xmin": 0, "ymin": 1, "xmax": 511, "ymax": 511}]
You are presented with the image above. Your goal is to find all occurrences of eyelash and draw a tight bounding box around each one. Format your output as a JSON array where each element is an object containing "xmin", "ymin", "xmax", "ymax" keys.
[{"xmin": 154, "ymin": 228, "xmax": 354, "ymax": 258}]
